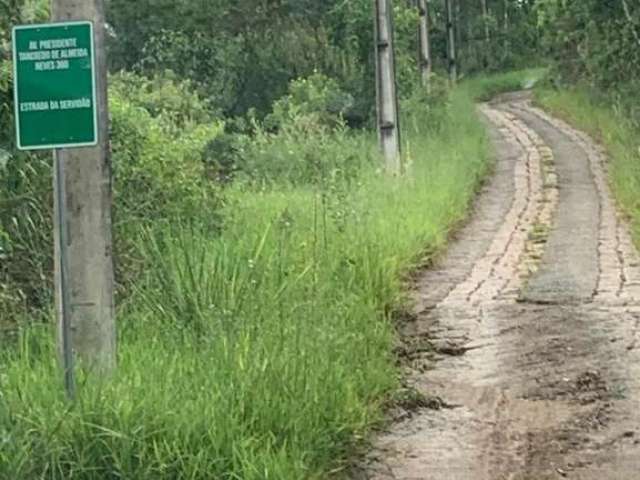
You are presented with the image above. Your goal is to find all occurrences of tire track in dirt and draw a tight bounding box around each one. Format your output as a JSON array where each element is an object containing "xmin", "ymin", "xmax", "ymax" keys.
[
  {"xmin": 354, "ymin": 92, "xmax": 640, "ymax": 480},
  {"xmin": 515, "ymin": 103, "xmax": 640, "ymax": 305},
  {"xmin": 439, "ymin": 105, "xmax": 558, "ymax": 307}
]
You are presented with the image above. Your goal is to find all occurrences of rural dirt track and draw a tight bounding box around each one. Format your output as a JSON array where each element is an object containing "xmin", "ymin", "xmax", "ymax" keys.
[{"xmin": 355, "ymin": 91, "xmax": 640, "ymax": 480}]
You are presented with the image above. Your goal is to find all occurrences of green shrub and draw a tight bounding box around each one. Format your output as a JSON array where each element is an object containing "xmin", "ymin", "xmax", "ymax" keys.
[
  {"xmin": 1, "ymin": 11, "xmax": 54, "ymax": 322},
  {"xmin": 264, "ymin": 73, "xmax": 354, "ymax": 132},
  {"xmin": 201, "ymin": 132, "xmax": 249, "ymax": 184},
  {"xmin": 109, "ymin": 81, "xmax": 222, "ymax": 228},
  {"xmin": 242, "ymin": 122, "xmax": 376, "ymax": 187},
  {"xmin": 136, "ymin": 29, "xmax": 245, "ymax": 115},
  {"xmin": 108, "ymin": 72, "xmax": 224, "ymax": 291},
  {"xmin": 401, "ymin": 74, "xmax": 451, "ymax": 137},
  {"xmin": 0, "ymin": 72, "xmax": 224, "ymax": 322},
  {"xmin": 0, "ymin": 153, "xmax": 53, "ymax": 322},
  {"xmin": 233, "ymin": 74, "xmax": 374, "ymax": 186},
  {"xmin": 109, "ymin": 71, "xmax": 214, "ymax": 128}
]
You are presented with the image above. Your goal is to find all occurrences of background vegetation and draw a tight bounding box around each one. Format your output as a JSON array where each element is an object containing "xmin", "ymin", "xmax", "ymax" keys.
[
  {"xmin": 4, "ymin": 0, "xmax": 640, "ymax": 477},
  {"xmin": 0, "ymin": 0, "xmax": 544, "ymax": 334}
]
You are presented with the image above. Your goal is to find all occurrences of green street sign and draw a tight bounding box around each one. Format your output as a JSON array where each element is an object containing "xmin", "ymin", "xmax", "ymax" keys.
[{"xmin": 12, "ymin": 21, "xmax": 98, "ymax": 150}]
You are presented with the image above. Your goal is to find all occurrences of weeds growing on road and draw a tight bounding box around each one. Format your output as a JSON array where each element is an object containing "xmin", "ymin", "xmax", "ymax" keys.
[{"xmin": 0, "ymin": 72, "xmax": 531, "ymax": 478}]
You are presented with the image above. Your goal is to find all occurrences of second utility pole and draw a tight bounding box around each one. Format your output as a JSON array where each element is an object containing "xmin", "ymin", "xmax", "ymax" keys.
[
  {"xmin": 417, "ymin": 0, "xmax": 432, "ymax": 89},
  {"xmin": 446, "ymin": 0, "xmax": 457, "ymax": 84},
  {"xmin": 51, "ymin": 0, "xmax": 117, "ymax": 386},
  {"xmin": 374, "ymin": 0, "xmax": 401, "ymax": 174}
]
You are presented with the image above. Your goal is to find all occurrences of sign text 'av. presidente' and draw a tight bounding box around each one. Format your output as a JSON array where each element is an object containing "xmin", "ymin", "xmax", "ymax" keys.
[{"xmin": 13, "ymin": 21, "xmax": 97, "ymax": 150}]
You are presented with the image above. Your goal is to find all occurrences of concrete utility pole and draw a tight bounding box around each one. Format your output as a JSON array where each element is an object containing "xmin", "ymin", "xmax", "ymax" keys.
[
  {"xmin": 417, "ymin": 0, "xmax": 432, "ymax": 88},
  {"xmin": 481, "ymin": 0, "xmax": 491, "ymax": 43},
  {"xmin": 446, "ymin": 0, "xmax": 457, "ymax": 84},
  {"xmin": 503, "ymin": 0, "xmax": 509, "ymax": 58},
  {"xmin": 51, "ymin": 0, "xmax": 116, "ymax": 381},
  {"xmin": 374, "ymin": 0, "xmax": 401, "ymax": 174},
  {"xmin": 481, "ymin": 0, "xmax": 491, "ymax": 68},
  {"xmin": 455, "ymin": 0, "xmax": 462, "ymax": 51}
]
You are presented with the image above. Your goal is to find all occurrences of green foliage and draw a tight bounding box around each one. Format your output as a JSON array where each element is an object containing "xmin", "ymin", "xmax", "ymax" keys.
[
  {"xmin": 108, "ymin": 71, "xmax": 222, "ymax": 218},
  {"xmin": 0, "ymin": 71, "xmax": 223, "ymax": 323},
  {"xmin": 107, "ymin": 0, "xmax": 365, "ymax": 116},
  {"xmin": 389, "ymin": 4, "xmax": 421, "ymax": 99},
  {"xmin": 136, "ymin": 29, "xmax": 245, "ymax": 115},
  {"xmin": 238, "ymin": 75, "xmax": 375, "ymax": 186},
  {"xmin": 401, "ymin": 75, "xmax": 452, "ymax": 137},
  {"xmin": 201, "ymin": 132, "xmax": 247, "ymax": 184},
  {"xmin": 265, "ymin": 73, "xmax": 354, "ymax": 132},
  {"xmin": 106, "ymin": 0, "xmax": 542, "ymax": 119},
  {"xmin": 537, "ymin": 0, "xmax": 640, "ymax": 92},
  {"xmin": 417, "ymin": 0, "xmax": 541, "ymax": 77},
  {"xmin": 108, "ymin": 72, "xmax": 224, "ymax": 289},
  {"xmin": 0, "ymin": 84, "xmax": 492, "ymax": 479},
  {"xmin": 0, "ymin": 152, "xmax": 52, "ymax": 320},
  {"xmin": 0, "ymin": 1, "xmax": 52, "ymax": 322},
  {"xmin": 109, "ymin": 71, "xmax": 214, "ymax": 128}
]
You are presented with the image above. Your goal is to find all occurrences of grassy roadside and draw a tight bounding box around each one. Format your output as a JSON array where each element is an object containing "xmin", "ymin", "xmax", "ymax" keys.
[
  {"xmin": 463, "ymin": 68, "xmax": 548, "ymax": 102},
  {"xmin": 0, "ymin": 73, "xmax": 530, "ymax": 479},
  {"xmin": 535, "ymin": 88, "xmax": 640, "ymax": 245}
]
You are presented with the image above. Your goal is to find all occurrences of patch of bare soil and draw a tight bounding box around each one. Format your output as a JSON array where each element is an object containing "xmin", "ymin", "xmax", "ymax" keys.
[{"xmin": 355, "ymin": 92, "xmax": 640, "ymax": 480}]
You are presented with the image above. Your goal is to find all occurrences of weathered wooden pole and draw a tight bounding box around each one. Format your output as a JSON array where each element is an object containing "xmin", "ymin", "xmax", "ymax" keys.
[
  {"xmin": 446, "ymin": 0, "xmax": 457, "ymax": 84},
  {"xmin": 374, "ymin": 0, "xmax": 401, "ymax": 174},
  {"xmin": 503, "ymin": 0, "xmax": 509, "ymax": 58},
  {"xmin": 51, "ymin": 0, "xmax": 116, "ymax": 379},
  {"xmin": 417, "ymin": 0, "xmax": 432, "ymax": 88}
]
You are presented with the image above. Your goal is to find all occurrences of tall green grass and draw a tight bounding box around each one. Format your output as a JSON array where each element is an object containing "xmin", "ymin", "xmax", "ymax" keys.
[
  {"xmin": 1, "ymin": 84, "xmax": 492, "ymax": 478},
  {"xmin": 535, "ymin": 87, "xmax": 640, "ymax": 244},
  {"xmin": 464, "ymin": 68, "xmax": 548, "ymax": 102}
]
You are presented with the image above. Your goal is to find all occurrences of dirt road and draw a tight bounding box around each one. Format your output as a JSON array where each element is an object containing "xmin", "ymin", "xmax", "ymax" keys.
[{"xmin": 357, "ymin": 92, "xmax": 640, "ymax": 479}]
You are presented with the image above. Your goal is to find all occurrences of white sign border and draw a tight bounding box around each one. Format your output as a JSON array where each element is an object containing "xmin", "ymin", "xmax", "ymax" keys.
[{"xmin": 12, "ymin": 20, "xmax": 99, "ymax": 151}]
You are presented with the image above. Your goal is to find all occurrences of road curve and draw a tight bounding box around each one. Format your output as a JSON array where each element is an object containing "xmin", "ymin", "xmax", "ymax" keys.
[{"xmin": 355, "ymin": 91, "xmax": 640, "ymax": 480}]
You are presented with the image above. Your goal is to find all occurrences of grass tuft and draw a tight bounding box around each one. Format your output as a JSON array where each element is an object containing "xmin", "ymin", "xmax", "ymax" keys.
[{"xmin": 463, "ymin": 68, "xmax": 548, "ymax": 102}]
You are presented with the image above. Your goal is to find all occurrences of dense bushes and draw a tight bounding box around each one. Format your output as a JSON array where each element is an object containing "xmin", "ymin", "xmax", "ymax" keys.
[
  {"xmin": 0, "ymin": 71, "xmax": 222, "ymax": 321},
  {"xmin": 537, "ymin": 0, "xmax": 640, "ymax": 121},
  {"xmin": 109, "ymin": 72, "xmax": 222, "ymax": 228},
  {"xmin": 106, "ymin": 0, "xmax": 382, "ymax": 117},
  {"xmin": 241, "ymin": 74, "xmax": 375, "ymax": 185},
  {"xmin": 538, "ymin": 0, "xmax": 640, "ymax": 87}
]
